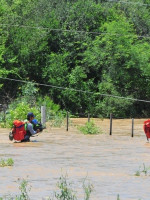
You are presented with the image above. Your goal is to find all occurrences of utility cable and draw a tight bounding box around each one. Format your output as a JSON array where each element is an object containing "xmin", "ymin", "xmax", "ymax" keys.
[
  {"xmin": 0, "ymin": 23, "xmax": 150, "ymax": 39},
  {"xmin": 106, "ymin": 0, "xmax": 150, "ymax": 6},
  {"xmin": 0, "ymin": 77, "xmax": 150, "ymax": 103}
]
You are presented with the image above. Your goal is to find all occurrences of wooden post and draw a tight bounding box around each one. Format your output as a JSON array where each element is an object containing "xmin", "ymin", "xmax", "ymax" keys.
[
  {"xmin": 41, "ymin": 106, "xmax": 46, "ymax": 127},
  {"xmin": 0, "ymin": 104, "xmax": 2, "ymax": 112},
  {"xmin": 3, "ymin": 104, "xmax": 7, "ymax": 127},
  {"xmin": 110, "ymin": 113, "xmax": 113, "ymax": 135},
  {"xmin": 66, "ymin": 111, "xmax": 69, "ymax": 131},
  {"xmin": 131, "ymin": 118, "xmax": 134, "ymax": 137},
  {"xmin": 88, "ymin": 113, "xmax": 90, "ymax": 122}
]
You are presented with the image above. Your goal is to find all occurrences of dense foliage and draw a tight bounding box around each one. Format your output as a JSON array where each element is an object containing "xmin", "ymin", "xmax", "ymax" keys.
[{"xmin": 0, "ymin": 0, "xmax": 150, "ymax": 118}]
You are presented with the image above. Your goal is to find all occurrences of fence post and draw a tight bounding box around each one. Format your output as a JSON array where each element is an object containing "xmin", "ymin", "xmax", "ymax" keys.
[
  {"xmin": 66, "ymin": 111, "xmax": 69, "ymax": 131},
  {"xmin": 3, "ymin": 104, "xmax": 7, "ymax": 127},
  {"xmin": 41, "ymin": 106, "xmax": 46, "ymax": 127},
  {"xmin": 88, "ymin": 113, "xmax": 90, "ymax": 122},
  {"xmin": 131, "ymin": 118, "xmax": 134, "ymax": 137},
  {"xmin": 110, "ymin": 113, "xmax": 113, "ymax": 135}
]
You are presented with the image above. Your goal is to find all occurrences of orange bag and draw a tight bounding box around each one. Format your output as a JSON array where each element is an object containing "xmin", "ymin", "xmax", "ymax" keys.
[{"xmin": 12, "ymin": 120, "xmax": 27, "ymax": 141}]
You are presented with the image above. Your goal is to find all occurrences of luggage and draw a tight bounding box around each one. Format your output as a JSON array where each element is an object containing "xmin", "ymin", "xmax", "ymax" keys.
[{"xmin": 10, "ymin": 120, "xmax": 27, "ymax": 141}]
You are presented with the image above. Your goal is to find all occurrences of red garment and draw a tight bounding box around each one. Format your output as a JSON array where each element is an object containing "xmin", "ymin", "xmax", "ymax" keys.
[{"xmin": 143, "ymin": 119, "xmax": 150, "ymax": 139}]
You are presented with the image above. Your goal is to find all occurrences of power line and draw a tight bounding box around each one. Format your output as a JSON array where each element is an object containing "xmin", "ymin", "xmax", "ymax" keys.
[
  {"xmin": 106, "ymin": 0, "xmax": 150, "ymax": 6},
  {"xmin": 0, "ymin": 23, "xmax": 150, "ymax": 39},
  {"xmin": 0, "ymin": 0, "xmax": 150, "ymax": 38},
  {"xmin": 0, "ymin": 77, "xmax": 150, "ymax": 103}
]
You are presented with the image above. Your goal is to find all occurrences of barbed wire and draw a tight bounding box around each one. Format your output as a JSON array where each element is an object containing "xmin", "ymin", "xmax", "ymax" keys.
[{"xmin": 1, "ymin": 77, "xmax": 150, "ymax": 103}]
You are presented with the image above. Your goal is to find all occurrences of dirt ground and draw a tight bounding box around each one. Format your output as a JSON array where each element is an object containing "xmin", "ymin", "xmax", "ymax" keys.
[{"xmin": 0, "ymin": 118, "xmax": 150, "ymax": 200}]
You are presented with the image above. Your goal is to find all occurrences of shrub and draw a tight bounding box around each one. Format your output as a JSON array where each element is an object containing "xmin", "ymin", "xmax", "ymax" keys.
[
  {"xmin": 37, "ymin": 96, "xmax": 66, "ymax": 127},
  {"xmin": 50, "ymin": 112, "xmax": 65, "ymax": 127},
  {"xmin": 79, "ymin": 121, "xmax": 102, "ymax": 135},
  {"xmin": 37, "ymin": 95, "xmax": 60, "ymax": 120},
  {"xmin": 0, "ymin": 92, "xmax": 66, "ymax": 128},
  {"xmin": 0, "ymin": 102, "xmax": 40, "ymax": 128}
]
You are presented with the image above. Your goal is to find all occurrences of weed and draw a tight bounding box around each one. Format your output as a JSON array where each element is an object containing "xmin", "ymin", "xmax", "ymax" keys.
[
  {"xmin": 6, "ymin": 158, "xmax": 14, "ymax": 166},
  {"xmin": 135, "ymin": 165, "xmax": 141, "ymax": 176},
  {"xmin": 0, "ymin": 175, "xmax": 93, "ymax": 200},
  {"xmin": 117, "ymin": 194, "xmax": 120, "ymax": 200},
  {"xmin": 16, "ymin": 178, "xmax": 31, "ymax": 200},
  {"xmin": 141, "ymin": 163, "xmax": 150, "ymax": 176},
  {"xmin": 135, "ymin": 163, "xmax": 150, "ymax": 176},
  {"xmin": 83, "ymin": 181, "xmax": 94, "ymax": 200},
  {"xmin": 0, "ymin": 178, "xmax": 30, "ymax": 200},
  {"xmin": 0, "ymin": 158, "xmax": 14, "ymax": 167},
  {"xmin": 54, "ymin": 174, "xmax": 77, "ymax": 200},
  {"xmin": 78, "ymin": 121, "xmax": 102, "ymax": 135},
  {"xmin": 52, "ymin": 174, "xmax": 94, "ymax": 200},
  {"xmin": 135, "ymin": 169, "xmax": 141, "ymax": 176}
]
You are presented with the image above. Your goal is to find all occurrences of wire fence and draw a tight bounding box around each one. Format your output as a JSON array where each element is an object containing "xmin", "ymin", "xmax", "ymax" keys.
[
  {"xmin": 0, "ymin": 104, "xmax": 146, "ymax": 138},
  {"xmin": 44, "ymin": 109, "xmax": 145, "ymax": 137},
  {"xmin": 64, "ymin": 113, "xmax": 145, "ymax": 137}
]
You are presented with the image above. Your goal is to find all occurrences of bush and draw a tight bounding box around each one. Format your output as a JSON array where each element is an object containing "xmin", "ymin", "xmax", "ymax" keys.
[
  {"xmin": 0, "ymin": 102, "xmax": 40, "ymax": 128},
  {"xmin": 37, "ymin": 96, "xmax": 61, "ymax": 120},
  {"xmin": 37, "ymin": 96, "xmax": 66, "ymax": 127},
  {"xmin": 50, "ymin": 112, "xmax": 65, "ymax": 127},
  {"xmin": 78, "ymin": 121, "xmax": 102, "ymax": 135},
  {"xmin": 0, "ymin": 95, "xmax": 63, "ymax": 128}
]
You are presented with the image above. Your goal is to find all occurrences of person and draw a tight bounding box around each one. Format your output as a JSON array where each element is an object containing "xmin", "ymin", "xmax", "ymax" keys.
[
  {"xmin": 31, "ymin": 118, "xmax": 39, "ymax": 131},
  {"xmin": 32, "ymin": 119, "xmax": 38, "ymax": 126},
  {"xmin": 21, "ymin": 112, "xmax": 40, "ymax": 142}
]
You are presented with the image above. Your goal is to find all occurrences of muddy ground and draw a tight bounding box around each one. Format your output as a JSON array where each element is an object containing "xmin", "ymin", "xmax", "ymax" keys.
[{"xmin": 0, "ymin": 118, "xmax": 150, "ymax": 200}]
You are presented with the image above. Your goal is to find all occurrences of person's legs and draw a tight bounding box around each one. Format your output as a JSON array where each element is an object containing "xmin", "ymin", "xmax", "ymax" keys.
[{"xmin": 21, "ymin": 132, "xmax": 31, "ymax": 142}]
